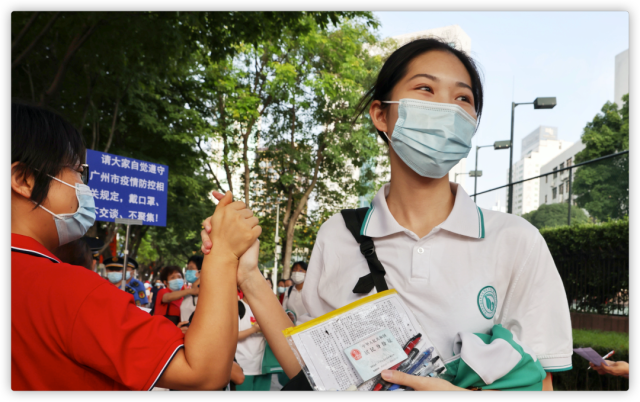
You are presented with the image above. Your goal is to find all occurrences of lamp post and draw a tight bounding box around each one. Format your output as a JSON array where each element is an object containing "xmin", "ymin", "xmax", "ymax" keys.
[
  {"xmin": 473, "ymin": 140, "xmax": 511, "ymax": 203},
  {"xmin": 507, "ymin": 97, "xmax": 557, "ymax": 214}
]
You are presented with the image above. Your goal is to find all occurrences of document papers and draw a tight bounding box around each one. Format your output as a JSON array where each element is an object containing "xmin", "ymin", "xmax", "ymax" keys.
[{"xmin": 282, "ymin": 289, "xmax": 442, "ymax": 391}]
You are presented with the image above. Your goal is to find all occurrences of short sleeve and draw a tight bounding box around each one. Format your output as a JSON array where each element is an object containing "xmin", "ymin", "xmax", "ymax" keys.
[
  {"xmin": 299, "ymin": 241, "xmax": 329, "ymax": 324},
  {"xmin": 499, "ymin": 233, "xmax": 573, "ymax": 372},
  {"xmin": 70, "ymin": 283, "xmax": 185, "ymax": 390}
]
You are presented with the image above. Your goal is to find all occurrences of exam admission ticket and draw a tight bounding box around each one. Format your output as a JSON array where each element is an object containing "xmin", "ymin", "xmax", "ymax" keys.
[{"xmin": 285, "ymin": 290, "xmax": 444, "ymax": 391}]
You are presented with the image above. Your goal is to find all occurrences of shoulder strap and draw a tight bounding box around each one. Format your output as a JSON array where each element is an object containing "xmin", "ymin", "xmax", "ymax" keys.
[
  {"xmin": 287, "ymin": 285, "xmax": 294, "ymax": 298},
  {"xmin": 340, "ymin": 208, "xmax": 389, "ymax": 295}
]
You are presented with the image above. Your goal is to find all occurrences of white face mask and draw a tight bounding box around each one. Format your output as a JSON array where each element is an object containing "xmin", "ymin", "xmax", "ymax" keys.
[{"xmin": 291, "ymin": 271, "xmax": 306, "ymax": 285}]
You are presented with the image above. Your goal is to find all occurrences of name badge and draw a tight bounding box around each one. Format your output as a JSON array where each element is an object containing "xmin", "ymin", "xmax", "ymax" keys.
[{"xmin": 344, "ymin": 328, "xmax": 406, "ymax": 382}]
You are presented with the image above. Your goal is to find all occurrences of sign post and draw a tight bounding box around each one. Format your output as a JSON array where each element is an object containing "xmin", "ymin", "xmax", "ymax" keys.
[
  {"xmin": 272, "ymin": 203, "xmax": 280, "ymax": 293},
  {"xmin": 115, "ymin": 218, "xmax": 143, "ymax": 291}
]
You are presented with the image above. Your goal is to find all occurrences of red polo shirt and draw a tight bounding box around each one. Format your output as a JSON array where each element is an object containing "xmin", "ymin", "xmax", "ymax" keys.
[
  {"xmin": 11, "ymin": 234, "xmax": 185, "ymax": 390},
  {"xmin": 153, "ymin": 288, "xmax": 183, "ymax": 317}
]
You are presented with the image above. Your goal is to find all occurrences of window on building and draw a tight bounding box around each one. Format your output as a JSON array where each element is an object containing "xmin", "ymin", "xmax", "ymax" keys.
[
  {"xmin": 545, "ymin": 195, "xmax": 548, "ymax": 203},
  {"xmin": 552, "ymin": 187, "xmax": 557, "ymax": 199},
  {"xmin": 567, "ymin": 157, "xmax": 572, "ymax": 167},
  {"xmin": 559, "ymin": 162, "xmax": 564, "ymax": 175},
  {"xmin": 553, "ymin": 167, "xmax": 558, "ymax": 178},
  {"xmin": 545, "ymin": 175, "xmax": 548, "ymax": 183},
  {"xmin": 559, "ymin": 183, "xmax": 564, "ymax": 195}
]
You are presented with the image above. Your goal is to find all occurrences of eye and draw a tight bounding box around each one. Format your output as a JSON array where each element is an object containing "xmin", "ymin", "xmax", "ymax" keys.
[
  {"xmin": 418, "ymin": 86, "xmax": 433, "ymax": 93},
  {"xmin": 456, "ymin": 95, "xmax": 473, "ymax": 104}
]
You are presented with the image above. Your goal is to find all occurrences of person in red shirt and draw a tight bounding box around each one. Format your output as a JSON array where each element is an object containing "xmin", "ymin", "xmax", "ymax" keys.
[
  {"xmin": 154, "ymin": 266, "xmax": 195, "ymax": 325},
  {"xmin": 11, "ymin": 102, "xmax": 261, "ymax": 390}
]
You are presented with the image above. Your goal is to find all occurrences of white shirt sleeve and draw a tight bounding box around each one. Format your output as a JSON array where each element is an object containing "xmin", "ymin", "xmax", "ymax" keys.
[
  {"xmin": 499, "ymin": 232, "xmax": 573, "ymax": 372},
  {"xmin": 299, "ymin": 240, "xmax": 331, "ymax": 324}
]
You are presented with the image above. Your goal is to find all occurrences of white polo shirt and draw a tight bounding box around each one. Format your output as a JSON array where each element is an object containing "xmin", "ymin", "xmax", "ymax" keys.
[
  {"xmin": 282, "ymin": 285, "xmax": 308, "ymax": 322},
  {"xmin": 235, "ymin": 301, "xmax": 266, "ymax": 376},
  {"xmin": 301, "ymin": 183, "xmax": 573, "ymax": 372}
]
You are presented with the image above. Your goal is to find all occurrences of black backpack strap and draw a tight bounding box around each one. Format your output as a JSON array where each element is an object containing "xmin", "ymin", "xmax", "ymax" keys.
[
  {"xmin": 340, "ymin": 208, "xmax": 389, "ymax": 295},
  {"xmin": 287, "ymin": 285, "xmax": 294, "ymax": 298}
]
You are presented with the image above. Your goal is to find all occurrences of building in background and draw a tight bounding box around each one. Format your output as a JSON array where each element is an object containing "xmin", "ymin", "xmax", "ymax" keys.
[
  {"xmin": 539, "ymin": 140, "xmax": 586, "ymax": 207},
  {"xmin": 507, "ymin": 126, "xmax": 573, "ymax": 216},
  {"xmin": 614, "ymin": 49, "xmax": 629, "ymax": 109},
  {"xmin": 358, "ymin": 25, "xmax": 473, "ymax": 207},
  {"xmin": 491, "ymin": 196, "xmax": 506, "ymax": 213}
]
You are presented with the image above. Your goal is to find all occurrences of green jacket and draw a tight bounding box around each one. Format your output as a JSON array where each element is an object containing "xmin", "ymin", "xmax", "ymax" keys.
[{"xmin": 441, "ymin": 324, "xmax": 548, "ymax": 391}]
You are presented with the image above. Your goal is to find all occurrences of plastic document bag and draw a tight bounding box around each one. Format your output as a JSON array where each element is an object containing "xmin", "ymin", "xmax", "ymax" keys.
[{"xmin": 282, "ymin": 289, "xmax": 446, "ymax": 391}]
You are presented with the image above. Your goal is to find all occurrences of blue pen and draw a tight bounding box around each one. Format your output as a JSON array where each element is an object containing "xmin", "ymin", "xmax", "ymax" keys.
[{"xmin": 387, "ymin": 350, "xmax": 433, "ymax": 391}]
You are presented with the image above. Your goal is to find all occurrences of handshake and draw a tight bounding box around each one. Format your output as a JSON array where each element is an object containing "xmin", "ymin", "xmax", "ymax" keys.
[{"xmin": 198, "ymin": 190, "xmax": 262, "ymax": 285}]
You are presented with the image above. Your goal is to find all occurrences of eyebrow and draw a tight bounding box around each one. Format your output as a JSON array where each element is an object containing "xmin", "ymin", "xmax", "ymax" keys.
[{"xmin": 408, "ymin": 73, "xmax": 473, "ymax": 91}]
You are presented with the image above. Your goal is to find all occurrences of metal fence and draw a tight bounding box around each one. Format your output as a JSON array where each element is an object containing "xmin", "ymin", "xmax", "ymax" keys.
[{"xmin": 470, "ymin": 150, "xmax": 629, "ymax": 316}]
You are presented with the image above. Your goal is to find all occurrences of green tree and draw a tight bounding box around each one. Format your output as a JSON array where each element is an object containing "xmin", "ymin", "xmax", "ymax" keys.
[
  {"xmin": 522, "ymin": 203, "xmax": 589, "ymax": 230},
  {"xmin": 572, "ymin": 94, "xmax": 629, "ymax": 221},
  {"xmin": 253, "ymin": 19, "xmax": 384, "ymax": 278}
]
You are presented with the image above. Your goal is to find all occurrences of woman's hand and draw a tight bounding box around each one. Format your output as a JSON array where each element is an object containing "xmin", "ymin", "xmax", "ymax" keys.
[
  {"xmin": 237, "ymin": 239, "xmax": 260, "ymax": 288},
  {"xmin": 380, "ymin": 370, "xmax": 463, "ymax": 391},
  {"xmin": 206, "ymin": 191, "xmax": 261, "ymax": 260},
  {"xmin": 590, "ymin": 360, "xmax": 629, "ymax": 377},
  {"xmin": 177, "ymin": 321, "xmax": 190, "ymax": 335},
  {"xmin": 253, "ymin": 323, "xmax": 261, "ymax": 333}
]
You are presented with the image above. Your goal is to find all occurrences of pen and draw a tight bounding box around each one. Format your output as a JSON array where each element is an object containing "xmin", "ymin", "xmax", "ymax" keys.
[
  {"xmin": 372, "ymin": 333, "xmax": 422, "ymax": 391},
  {"xmin": 588, "ymin": 350, "xmax": 614, "ymax": 370},
  {"xmin": 381, "ymin": 348, "xmax": 420, "ymax": 391},
  {"xmin": 414, "ymin": 356, "xmax": 440, "ymax": 377},
  {"xmin": 387, "ymin": 351, "xmax": 433, "ymax": 391},
  {"xmin": 402, "ymin": 367, "xmax": 447, "ymax": 391}
]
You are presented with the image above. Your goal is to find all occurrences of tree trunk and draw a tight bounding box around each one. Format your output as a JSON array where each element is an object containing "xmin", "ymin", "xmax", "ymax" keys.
[
  {"xmin": 12, "ymin": 12, "xmax": 40, "ymax": 52},
  {"xmin": 242, "ymin": 120, "xmax": 256, "ymax": 207},
  {"xmin": 39, "ymin": 20, "xmax": 99, "ymax": 106},
  {"xmin": 281, "ymin": 144, "xmax": 324, "ymax": 279},
  {"xmin": 12, "ymin": 12, "xmax": 60, "ymax": 69}
]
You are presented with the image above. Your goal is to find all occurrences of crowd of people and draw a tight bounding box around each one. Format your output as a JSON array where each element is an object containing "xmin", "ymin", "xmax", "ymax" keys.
[{"xmin": 12, "ymin": 36, "xmax": 629, "ymax": 391}]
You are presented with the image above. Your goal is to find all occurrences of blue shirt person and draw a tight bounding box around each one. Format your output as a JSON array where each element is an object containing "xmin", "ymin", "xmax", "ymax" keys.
[{"xmin": 104, "ymin": 256, "xmax": 149, "ymax": 306}]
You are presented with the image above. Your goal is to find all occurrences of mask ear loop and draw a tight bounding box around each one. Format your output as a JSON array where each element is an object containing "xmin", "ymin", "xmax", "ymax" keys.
[{"xmin": 379, "ymin": 101, "xmax": 399, "ymax": 146}]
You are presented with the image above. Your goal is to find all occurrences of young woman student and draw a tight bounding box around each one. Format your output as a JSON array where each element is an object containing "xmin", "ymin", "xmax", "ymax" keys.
[
  {"xmin": 11, "ymin": 103, "xmax": 261, "ymax": 390},
  {"xmin": 200, "ymin": 38, "xmax": 572, "ymax": 391}
]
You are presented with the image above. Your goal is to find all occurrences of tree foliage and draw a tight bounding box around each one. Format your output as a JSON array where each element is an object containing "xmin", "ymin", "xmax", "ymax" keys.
[
  {"xmin": 11, "ymin": 12, "xmax": 378, "ymax": 270},
  {"xmin": 572, "ymin": 94, "xmax": 628, "ymax": 221},
  {"xmin": 522, "ymin": 203, "xmax": 589, "ymax": 230}
]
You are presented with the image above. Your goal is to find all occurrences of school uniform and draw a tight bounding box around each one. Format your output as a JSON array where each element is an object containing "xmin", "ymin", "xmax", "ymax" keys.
[
  {"xmin": 235, "ymin": 301, "xmax": 270, "ymax": 391},
  {"xmin": 300, "ymin": 183, "xmax": 573, "ymax": 373},
  {"xmin": 180, "ymin": 294, "xmax": 198, "ymax": 322},
  {"xmin": 11, "ymin": 234, "xmax": 184, "ymax": 390},
  {"xmin": 282, "ymin": 286, "xmax": 308, "ymax": 322}
]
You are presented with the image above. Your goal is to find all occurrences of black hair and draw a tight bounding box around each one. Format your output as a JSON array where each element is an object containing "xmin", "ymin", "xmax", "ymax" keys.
[
  {"xmin": 292, "ymin": 261, "xmax": 308, "ymax": 271},
  {"xmin": 187, "ymin": 255, "xmax": 204, "ymax": 271},
  {"xmin": 355, "ymin": 38, "xmax": 484, "ymax": 144},
  {"xmin": 11, "ymin": 102, "xmax": 86, "ymax": 206},
  {"xmin": 277, "ymin": 279, "xmax": 285, "ymax": 285},
  {"xmin": 54, "ymin": 238, "xmax": 93, "ymax": 270},
  {"xmin": 160, "ymin": 265, "xmax": 183, "ymax": 283}
]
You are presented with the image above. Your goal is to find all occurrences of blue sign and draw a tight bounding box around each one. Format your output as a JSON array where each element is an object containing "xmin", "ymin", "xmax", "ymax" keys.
[{"xmin": 86, "ymin": 149, "xmax": 169, "ymax": 227}]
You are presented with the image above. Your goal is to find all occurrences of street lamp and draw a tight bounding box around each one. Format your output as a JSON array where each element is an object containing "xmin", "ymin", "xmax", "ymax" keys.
[
  {"xmin": 507, "ymin": 97, "xmax": 557, "ymax": 213},
  {"xmin": 473, "ymin": 140, "xmax": 511, "ymax": 202}
]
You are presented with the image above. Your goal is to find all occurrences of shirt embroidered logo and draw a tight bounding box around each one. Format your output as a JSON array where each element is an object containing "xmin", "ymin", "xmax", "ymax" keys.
[{"xmin": 477, "ymin": 286, "xmax": 497, "ymax": 319}]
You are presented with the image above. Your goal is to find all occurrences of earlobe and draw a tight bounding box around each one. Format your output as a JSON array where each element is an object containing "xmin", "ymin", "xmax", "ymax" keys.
[
  {"xmin": 370, "ymin": 100, "xmax": 388, "ymax": 134},
  {"xmin": 11, "ymin": 162, "xmax": 33, "ymax": 199}
]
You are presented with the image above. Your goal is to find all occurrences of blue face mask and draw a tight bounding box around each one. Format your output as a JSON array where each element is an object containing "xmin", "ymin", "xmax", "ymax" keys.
[
  {"xmin": 168, "ymin": 278, "xmax": 184, "ymax": 291},
  {"xmin": 36, "ymin": 176, "xmax": 96, "ymax": 246},
  {"xmin": 383, "ymin": 99, "xmax": 477, "ymax": 179},
  {"xmin": 107, "ymin": 272, "xmax": 123, "ymax": 284},
  {"xmin": 185, "ymin": 270, "xmax": 198, "ymax": 284},
  {"xmin": 277, "ymin": 287, "xmax": 285, "ymax": 294}
]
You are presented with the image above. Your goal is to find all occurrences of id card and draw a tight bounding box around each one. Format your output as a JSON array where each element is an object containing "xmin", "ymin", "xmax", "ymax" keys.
[{"xmin": 344, "ymin": 328, "xmax": 407, "ymax": 382}]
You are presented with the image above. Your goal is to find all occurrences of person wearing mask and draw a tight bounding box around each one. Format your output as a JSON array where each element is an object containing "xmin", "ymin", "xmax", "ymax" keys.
[
  {"xmin": 201, "ymin": 38, "xmax": 573, "ymax": 391},
  {"xmin": 12, "ymin": 102, "xmax": 262, "ymax": 390},
  {"xmin": 104, "ymin": 257, "xmax": 149, "ymax": 306},
  {"xmin": 180, "ymin": 256, "xmax": 203, "ymax": 322},
  {"xmin": 282, "ymin": 262, "xmax": 308, "ymax": 323},
  {"xmin": 284, "ymin": 278, "xmax": 293, "ymax": 289},
  {"xmin": 277, "ymin": 279, "xmax": 286, "ymax": 304},
  {"xmin": 153, "ymin": 266, "xmax": 191, "ymax": 325},
  {"xmin": 149, "ymin": 276, "xmax": 165, "ymax": 314}
]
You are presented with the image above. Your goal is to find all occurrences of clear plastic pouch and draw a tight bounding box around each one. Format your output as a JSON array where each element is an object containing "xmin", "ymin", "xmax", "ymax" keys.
[{"xmin": 283, "ymin": 290, "xmax": 446, "ymax": 391}]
